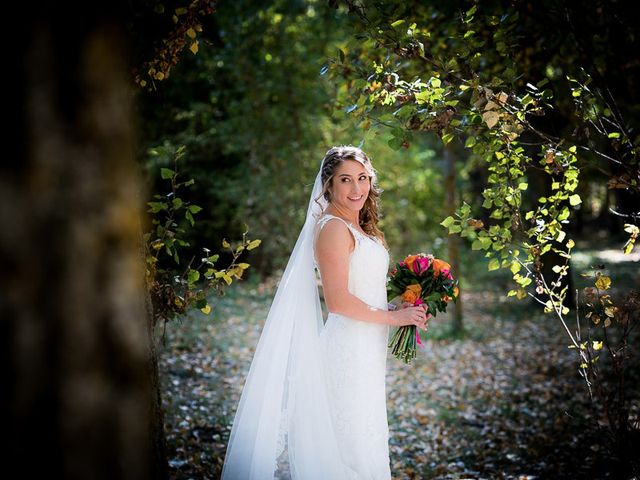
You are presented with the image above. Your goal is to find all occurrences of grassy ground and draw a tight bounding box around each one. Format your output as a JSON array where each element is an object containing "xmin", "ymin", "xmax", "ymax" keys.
[{"xmin": 159, "ymin": 238, "xmax": 639, "ymax": 479}]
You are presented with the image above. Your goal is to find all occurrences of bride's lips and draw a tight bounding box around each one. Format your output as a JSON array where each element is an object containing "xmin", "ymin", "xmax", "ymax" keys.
[{"xmin": 348, "ymin": 195, "xmax": 364, "ymax": 202}]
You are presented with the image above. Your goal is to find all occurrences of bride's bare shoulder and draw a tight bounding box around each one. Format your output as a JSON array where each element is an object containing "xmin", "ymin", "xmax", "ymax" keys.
[{"xmin": 315, "ymin": 216, "xmax": 355, "ymax": 255}]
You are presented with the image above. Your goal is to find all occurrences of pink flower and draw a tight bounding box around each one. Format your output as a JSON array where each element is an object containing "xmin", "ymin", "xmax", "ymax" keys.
[
  {"xmin": 412, "ymin": 256, "xmax": 430, "ymax": 274},
  {"xmin": 414, "ymin": 298, "xmax": 424, "ymax": 306}
]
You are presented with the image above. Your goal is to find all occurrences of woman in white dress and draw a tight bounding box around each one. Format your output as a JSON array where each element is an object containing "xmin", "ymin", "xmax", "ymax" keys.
[{"xmin": 221, "ymin": 146, "xmax": 429, "ymax": 480}]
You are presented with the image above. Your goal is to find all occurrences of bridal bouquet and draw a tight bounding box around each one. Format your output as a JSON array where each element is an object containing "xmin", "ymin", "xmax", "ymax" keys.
[{"xmin": 387, "ymin": 253, "xmax": 459, "ymax": 364}]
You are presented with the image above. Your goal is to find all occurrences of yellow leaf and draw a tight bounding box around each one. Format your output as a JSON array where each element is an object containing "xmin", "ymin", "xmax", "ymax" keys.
[
  {"xmin": 189, "ymin": 41, "xmax": 199, "ymax": 54},
  {"xmin": 222, "ymin": 273, "xmax": 233, "ymax": 285},
  {"xmin": 200, "ymin": 304, "xmax": 211, "ymax": 315},
  {"xmin": 482, "ymin": 111, "xmax": 500, "ymax": 128},
  {"xmin": 595, "ymin": 276, "xmax": 611, "ymax": 290},
  {"xmin": 516, "ymin": 288, "xmax": 527, "ymax": 300},
  {"xmin": 238, "ymin": 263, "xmax": 250, "ymax": 269},
  {"xmin": 247, "ymin": 239, "xmax": 262, "ymax": 250},
  {"xmin": 592, "ymin": 341, "xmax": 603, "ymax": 351},
  {"xmin": 222, "ymin": 238, "xmax": 231, "ymax": 248},
  {"xmin": 605, "ymin": 306, "xmax": 617, "ymax": 317},
  {"xmin": 566, "ymin": 239, "xmax": 575, "ymax": 249},
  {"xmin": 186, "ymin": 27, "xmax": 197, "ymax": 39}
]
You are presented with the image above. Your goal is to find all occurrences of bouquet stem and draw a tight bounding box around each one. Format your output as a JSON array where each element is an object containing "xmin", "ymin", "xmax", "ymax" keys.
[{"xmin": 388, "ymin": 325, "xmax": 417, "ymax": 364}]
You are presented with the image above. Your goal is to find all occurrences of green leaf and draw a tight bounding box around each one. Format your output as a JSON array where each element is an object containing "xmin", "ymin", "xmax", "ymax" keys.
[
  {"xmin": 188, "ymin": 204, "xmax": 203, "ymax": 214},
  {"xmin": 185, "ymin": 210, "xmax": 195, "ymax": 226},
  {"xmin": 160, "ymin": 168, "xmax": 174, "ymax": 180},
  {"xmin": 147, "ymin": 201, "xmax": 166, "ymax": 213},
  {"xmin": 388, "ymin": 136, "xmax": 403, "ymax": 150},
  {"xmin": 188, "ymin": 269, "xmax": 200, "ymax": 284},
  {"xmin": 488, "ymin": 258, "xmax": 500, "ymax": 271},
  {"xmin": 440, "ymin": 216, "xmax": 456, "ymax": 228},
  {"xmin": 569, "ymin": 194, "xmax": 582, "ymax": 206}
]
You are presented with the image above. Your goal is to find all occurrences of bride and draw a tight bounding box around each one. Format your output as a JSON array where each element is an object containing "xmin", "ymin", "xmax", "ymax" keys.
[{"xmin": 221, "ymin": 146, "xmax": 429, "ymax": 479}]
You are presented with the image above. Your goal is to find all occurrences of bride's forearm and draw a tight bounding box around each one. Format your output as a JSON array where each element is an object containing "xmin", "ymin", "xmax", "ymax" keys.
[{"xmin": 327, "ymin": 292, "xmax": 396, "ymax": 326}]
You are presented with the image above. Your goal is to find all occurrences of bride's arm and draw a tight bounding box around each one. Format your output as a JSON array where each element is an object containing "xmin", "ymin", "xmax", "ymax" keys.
[{"xmin": 315, "ymin": 219, "xmax": 398, "ymax": 326}]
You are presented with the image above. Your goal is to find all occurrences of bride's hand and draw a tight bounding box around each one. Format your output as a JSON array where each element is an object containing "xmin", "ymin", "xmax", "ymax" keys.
[{"xmin": 390, "ymin": 303, "xmax": 431, "ymax": 330}]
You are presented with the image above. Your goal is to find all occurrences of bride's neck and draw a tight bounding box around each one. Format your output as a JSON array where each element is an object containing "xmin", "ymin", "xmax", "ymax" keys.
[{"xmin": 325, "ymin": 205, "xmax": 360, "ymax": 225}]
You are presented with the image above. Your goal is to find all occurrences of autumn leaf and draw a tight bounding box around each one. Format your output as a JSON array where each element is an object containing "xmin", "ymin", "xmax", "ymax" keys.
[
  {"xmin": 595, "ymin": 275, "xmax": 611, "ymax": 290},
  {"xmin": 482, "ymin": 111, "xmax": 499, "ymax": 128}
]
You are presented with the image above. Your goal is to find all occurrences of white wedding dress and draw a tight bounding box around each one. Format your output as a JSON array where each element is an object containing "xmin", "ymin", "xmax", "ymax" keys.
[{"xmin": 312, "ymin": 214, "xmax": 392, "ymax": 480}]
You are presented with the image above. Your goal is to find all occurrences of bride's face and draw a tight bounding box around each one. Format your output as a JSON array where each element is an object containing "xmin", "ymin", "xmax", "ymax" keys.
[{"xmin": 329, "ymin": 159, "xmax": 371, "ymax": 212}]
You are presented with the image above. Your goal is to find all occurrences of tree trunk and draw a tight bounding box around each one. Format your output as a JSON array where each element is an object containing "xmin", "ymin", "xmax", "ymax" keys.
[
  {"xmin": 443, "ymin": 144, "xmax": 464, "ymax": 334},
  {"xmin": 1, "ymin": 4, "xmax": 167, "ymax": 478}
]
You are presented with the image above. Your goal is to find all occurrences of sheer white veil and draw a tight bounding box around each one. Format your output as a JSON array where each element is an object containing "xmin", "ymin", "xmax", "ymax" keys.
[{"xmin": 221, "ymin": 153, "xmax": 367, "ymax": 479}]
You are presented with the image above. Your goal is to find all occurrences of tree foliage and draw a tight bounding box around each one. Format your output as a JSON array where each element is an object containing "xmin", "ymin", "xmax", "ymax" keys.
[{"xmin": 326, "ymin": 0, "xmax": 639, "ymax": 473}]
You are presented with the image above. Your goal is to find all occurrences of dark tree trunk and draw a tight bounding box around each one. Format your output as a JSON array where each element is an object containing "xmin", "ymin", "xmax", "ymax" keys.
[
  {"xmin": 1, "ymin": 3, "xmax": 167, "ymax": 479},
  {"xmin": 443, "ymin": 144, "xmax": 464, "ymax": 334}
]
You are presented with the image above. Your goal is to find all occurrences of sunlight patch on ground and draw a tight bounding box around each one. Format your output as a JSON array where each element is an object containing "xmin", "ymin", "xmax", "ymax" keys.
[{"xmin": 594, "ymin": 248, "xmax": 639, "ymax": 263}]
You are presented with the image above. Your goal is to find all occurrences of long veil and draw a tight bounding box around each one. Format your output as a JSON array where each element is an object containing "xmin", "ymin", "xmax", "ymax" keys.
[{"xmin": 221, "ymin": 165, "xmax": 355, "ymax": 479}]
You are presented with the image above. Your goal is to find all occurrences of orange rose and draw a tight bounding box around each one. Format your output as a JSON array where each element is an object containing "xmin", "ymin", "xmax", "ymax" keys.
[
  {"xmin": 401, "ymin": 283, "xmax": 422, "ymax": 304},
  {"xmin": 432, "ymin": 258, "xmax": 451, "ymax": 277}
]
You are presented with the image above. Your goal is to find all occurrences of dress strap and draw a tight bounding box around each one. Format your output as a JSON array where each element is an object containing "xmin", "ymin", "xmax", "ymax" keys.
[
  {"xmin": 317, "ymin": 214, "xmax": 363, "ymax": 240},
  {"xmin": 315, "ymin": 214, "xmax": 362, "ymax": 256}
]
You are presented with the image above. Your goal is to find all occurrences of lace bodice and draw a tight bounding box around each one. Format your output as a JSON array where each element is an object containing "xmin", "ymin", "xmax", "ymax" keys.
[{"xmin": 313, "ymin": 214, "xmax": 390, "ymax": 310}]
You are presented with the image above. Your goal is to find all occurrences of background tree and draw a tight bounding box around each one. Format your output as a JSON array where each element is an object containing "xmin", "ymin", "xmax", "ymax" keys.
[{"xmin": 1, "ymin": 2, "xmax": 158, "ymax": 479}]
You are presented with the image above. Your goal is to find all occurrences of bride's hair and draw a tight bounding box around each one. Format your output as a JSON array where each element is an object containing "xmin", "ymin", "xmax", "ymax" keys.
[{"xmin": 315, "ymin": 145, "xmax": 388, "ymax": 249}]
